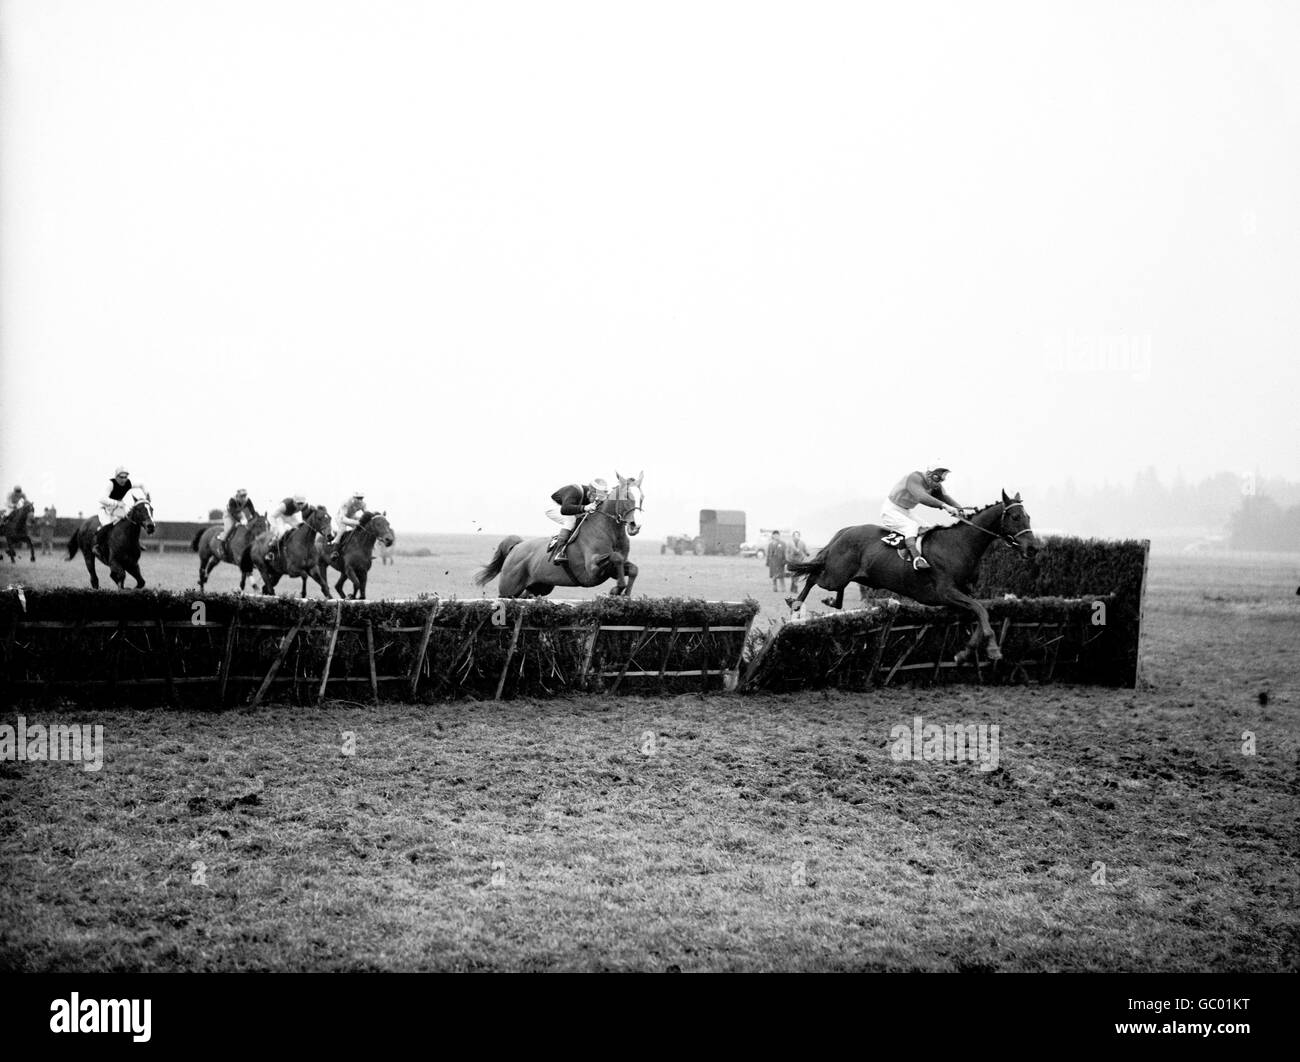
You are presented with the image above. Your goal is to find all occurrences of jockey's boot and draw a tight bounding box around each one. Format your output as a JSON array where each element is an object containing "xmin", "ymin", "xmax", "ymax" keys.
[
  {"xmin": 94, "ymin": 522, "xmax": 112, "ymax": 556},
  {"xmin": 906, "ymin": 537, "xmax": 930, "ymax": 570},
  {"xmin": 549, "ymin": 528, "xmax": 573, "ymax": 566}
]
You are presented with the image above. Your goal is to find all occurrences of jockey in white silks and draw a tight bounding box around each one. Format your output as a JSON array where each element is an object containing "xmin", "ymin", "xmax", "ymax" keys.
[
  {"xmin": 880, "ymin": 464, "xmax": 962, "ymax": 570},
  {"xmin": 268, "ymin": 495, "xmax": 309, "ymax": 542},
  {"xmin": 334, "ymin": 491, "xmax": 366, "ymax": 544},
  {"xmin": 1, "ymin": 484, "xmax": 28, "ymax": 522},
  {"xmin": 99, "ymin": 466, "xmax": 134, "ymax": 527}
]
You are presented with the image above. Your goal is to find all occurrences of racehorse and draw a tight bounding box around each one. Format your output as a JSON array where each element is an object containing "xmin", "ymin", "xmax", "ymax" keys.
[
  {"xmin": 2, "ymin": 501, "xmax": 37, "ymax": 563},
  {"xmin": 192, "ymin": 510, "xmax": 269, "ymax": 593},
  {"xmin": 787, "ymin": 490, "xmax": 1038, "ymax": 663},
  {"xmin": 251, "ymin": 504, "xmax": 335, "ymax": 598},
  {"xmin": 474, "ymin": 472, "xmax": 644, "ymax": 597},
  {"xmin": 319, "ymin": 511, "xmax": 394, "ymax": 600},
  {"xmin": 66, "ymin": 491, "xmax": 156, "ymax": 589}
]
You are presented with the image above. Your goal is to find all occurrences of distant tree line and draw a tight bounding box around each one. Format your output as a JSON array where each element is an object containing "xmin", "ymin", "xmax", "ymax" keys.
[
  {"xmin": 1036, "ymin": 468, "xmax": 1300, "ymax": 545},
  {"xmin": 1228, "ymin": 495, "xmax": 1300, "ymax": 552}
]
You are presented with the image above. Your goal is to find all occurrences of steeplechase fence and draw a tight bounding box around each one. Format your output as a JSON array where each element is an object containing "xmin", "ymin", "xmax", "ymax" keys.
[
  {"xmin": 746, "ymin": 536, "xmax": 1149, "ymax": 690},
  {"xmin": 0, "ymin": 590, "xmax": 757, "ymax": 707}
]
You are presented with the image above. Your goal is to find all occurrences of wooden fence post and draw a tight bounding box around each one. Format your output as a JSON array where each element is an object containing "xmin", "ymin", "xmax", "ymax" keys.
[
  {"xmin": 407, "ymin": 598, "xmax": 441, "ymax": 700},
  {"xmin": 610, "ymin": 626, "xmax": 655, "ymax": 695},
  {"xmin": 494, "ymin": 607, "xmax": 525, "ymax": 701},
  {"xmin": 882, "ymin": 625, "xmax": 929, "ymax": 687},
  {"xmin": 252, "ymin": 618, "xmax": 304, "ymax": 706},
  {"xmin": 154, "ymin": 615, "xmax": 176, "ymax": 706},
  {"xmin": 366, "ymin": 619, "xmax": 379, "ymax": 704},
  {"xmin": 218, "ymin": 603, "xmax": 240, "ymax": 705},
  {"xmin": 317, "ymin": 600, "xmax": 343, "ymax": 704},
  {"xmin": 865, "ymin": 612, "xmax": 895, "ymax": 686}
]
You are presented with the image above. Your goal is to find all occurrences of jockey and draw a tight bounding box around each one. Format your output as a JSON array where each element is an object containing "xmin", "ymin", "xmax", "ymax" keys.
[
  {"xmin": 218, "ymin": 489, "xmax": 257, "ymax": 544},
  {"xmin": 880, "ymin": 464, "xmax": 962, "ymax": 570},
  {"xmin": 268, "ymin": 495, "xmax": 309, "ymax": 540},
  {"xmin": 1, "ymin": 484, "xmax": 28, "ymax": 522},
  {"xmin": 95, "ymin": 466, "xmax": 134, "ymax": 551},
  {"xmin": 264, "ymin": 494, "xmax": 309, "ymax": 563},
  {"xmin": 334, "ymin": 490, "xmax": 366, "ymax": 547},
  {"xmin": 545, "ymin": 478, "xmax": 609, "ymax": 565}
]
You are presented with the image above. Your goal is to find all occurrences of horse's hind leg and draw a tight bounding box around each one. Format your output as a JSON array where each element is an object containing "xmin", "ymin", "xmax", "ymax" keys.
[{"xmin": 819, "ymin": 588, "xmax": 846, "ymax": 610}]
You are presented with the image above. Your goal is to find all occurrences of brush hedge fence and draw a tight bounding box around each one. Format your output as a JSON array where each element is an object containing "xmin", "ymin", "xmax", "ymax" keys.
[
  {"xmin": 0, "ymin": 590, "xmax": 757, "ymax": 706},
  {"xmin": 759, "ymin": 536, "xmax": 1150, "ymax": 689}
]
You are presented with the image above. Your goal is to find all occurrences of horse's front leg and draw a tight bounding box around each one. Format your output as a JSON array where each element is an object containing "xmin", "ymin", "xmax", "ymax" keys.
[
  {"xmin": 354, "ymin": 565, "xmax": 367, "ymax": 600},
  {"xmin": 606, "ymin": 550, "xmax": 627, "ymax": 595},
  {"xmin": 943, "ymin": 588, "xmax": 997, "ymax": 663},
  {"xmin": 621, "ymin": 561, "xmax": 637, "ymax": 597},
  {"xmin": 312, "ymin": 560, "xmax": 332, "ymax": 598},
  {"xmin": 127, "ymin": 560, "xmax": 146, "ymax": 588}
]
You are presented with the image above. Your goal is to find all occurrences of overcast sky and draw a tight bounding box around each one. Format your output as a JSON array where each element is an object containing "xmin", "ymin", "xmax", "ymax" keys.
[{"xmin": 2, "ymin": 0, "xmax": 1297, "ymax": 540}]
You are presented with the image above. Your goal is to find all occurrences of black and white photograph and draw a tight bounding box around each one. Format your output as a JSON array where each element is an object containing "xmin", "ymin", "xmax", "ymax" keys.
[{"xmin": 0, "ymin": 0, "xmax": 1294, "ymax": 1040}]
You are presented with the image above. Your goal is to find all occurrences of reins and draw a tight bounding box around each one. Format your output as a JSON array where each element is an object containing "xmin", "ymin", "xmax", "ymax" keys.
[{"xmin": 945, "ymin": 501, "xmax": 1033, "ymax": 547}]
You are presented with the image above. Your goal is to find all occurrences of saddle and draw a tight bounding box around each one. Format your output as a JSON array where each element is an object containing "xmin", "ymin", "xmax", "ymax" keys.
[{"xmin": 881, "ymin": 527, "xmax": 932, "ymax": 562}]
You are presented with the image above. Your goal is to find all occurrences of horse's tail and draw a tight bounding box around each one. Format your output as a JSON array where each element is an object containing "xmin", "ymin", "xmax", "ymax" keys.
[
  {"xmin": 66, "ymin": 533, "xmax": 80, "ymax": 560},
  {"xmin": 474, "ymin": 535, "xmax": 523, "ymax": 587},
  {"xmin": 786, "ymin": 547, "xmax": 827, "ymax": 575},
  {"xmin": 191, "ymin": 526, "xmax": 207, "ymax": 552}
]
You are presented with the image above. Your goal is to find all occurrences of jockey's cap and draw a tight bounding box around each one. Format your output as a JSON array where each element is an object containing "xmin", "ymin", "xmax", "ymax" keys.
[
  {"xmin": 926, "ymin": 464, "xmax": 950, "ymax": 476},
  {"xmin": 13, "ymin": 485, "xmax": 20, "ymax": 492},
  {"xmin": 591, "ymin": 478, "xmax": 608, "ymax": 492},
  {"xmin": 114, "ymin": 466, "xmax": 130, "ymax": 477},
  {"xmin": 293, "ymin": 494, "xmax": 306, "ymax": 505},
  {"xmin": 352, "ymin": 490, "xmax": 364, "ymax": 498},
  {"xmin": 235, "ymin": 488, "xmax": 247, "ymax": 496}
]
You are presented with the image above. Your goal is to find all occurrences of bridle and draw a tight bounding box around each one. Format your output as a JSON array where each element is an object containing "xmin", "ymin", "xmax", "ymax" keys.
[
  {"xmin": 948, "ymin": 501, "xmax": 1034, "ymax": 548},
  {"xmin": 126, "ymin": 498, "xmax": 154, "ymax": 528},
  {"xmin": 589, "ymin": 488, "xmax": 643, "ymax": 529},
  {"xmin": 299, "ymin": 505, "xmax": 334, "ymax": 540}
]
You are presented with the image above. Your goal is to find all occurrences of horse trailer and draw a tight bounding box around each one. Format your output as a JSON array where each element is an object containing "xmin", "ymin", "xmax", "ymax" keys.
[{"xmin": 697, "ymin": 509, "xmax": 746, "ymax": 556}]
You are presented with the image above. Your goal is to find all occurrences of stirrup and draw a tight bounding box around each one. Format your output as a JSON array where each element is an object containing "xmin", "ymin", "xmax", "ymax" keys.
[{"xmin": 912, "ymin": 556, "xmax": 931, "ymax": 570}]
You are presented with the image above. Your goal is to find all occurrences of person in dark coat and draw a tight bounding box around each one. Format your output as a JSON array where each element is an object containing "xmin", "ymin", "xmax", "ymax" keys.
[{"xmin": 766, "ymin": 531, "xmax": 787, "ymax": 592}]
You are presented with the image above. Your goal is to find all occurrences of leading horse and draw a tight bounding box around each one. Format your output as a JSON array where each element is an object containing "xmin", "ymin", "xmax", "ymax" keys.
[
  {"xmin": 251, "ymin": 504, "xmax": 335, "ymax": 598},
  {"xmin": 475, "ymin": 473, "xmax": 643, "ymax": 597},
  {"xmin": 319, "ymin": 511, "xmax": 395, "ymax": 599},
  {"xmin": 787, "ymin": 490, "xmax": 1038, "ymax": 663},
  {"xmin": 192, "ymin": 510, "xmax": 269, "ymax": 593},
  {"xmin": 66, "ymin": 491, "xmax": 156, "ymax": 589},
  {"xmin": 2, "ymin": 501, "xmax": 37, "ymax": 563}
]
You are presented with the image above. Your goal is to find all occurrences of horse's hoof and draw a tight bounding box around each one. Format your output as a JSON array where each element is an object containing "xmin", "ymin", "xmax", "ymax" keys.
[{"xmin": 986, "ymin": 646, "xmax": 1003, "ymax": 662}]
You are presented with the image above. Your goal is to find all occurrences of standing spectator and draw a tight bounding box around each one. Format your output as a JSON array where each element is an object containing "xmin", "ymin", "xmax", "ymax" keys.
[
  {"xmin": 766, "ymin": 531, "xmax": 787, "ymax": 592},
  {"xmin": 41, "ymin": 506, "xmax": 57, "ymax": 555},
  {"xmin": 786, "ymin": 530, "xmax": 810, "ymax": 594}
]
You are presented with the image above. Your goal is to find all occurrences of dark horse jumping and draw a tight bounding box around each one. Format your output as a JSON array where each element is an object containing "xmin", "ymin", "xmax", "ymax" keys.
[
  {"xmin": 251, "ymin": 504, "xmax": 335, "ymax": 598},
  {"xmin": 475, "ymin": 472, "xmax": 644, "ymax": 597},
  {"xmin": 2, "ymin": 501, "xmax": 37, "ymax": 563},
  {"xmin": 787, "ymin": 490, "xmax": 1038, "ymax": 663},
  {"xmin": 319, "ymin": 511, "xmax": 394, "ymax": 599},
  {"xmin": 192, "ymin": 510, "xmax": 269, "ymax": 593},
  {"xmin": 66, "ymin": 491, "xmax": 156, "ymax": 589}
]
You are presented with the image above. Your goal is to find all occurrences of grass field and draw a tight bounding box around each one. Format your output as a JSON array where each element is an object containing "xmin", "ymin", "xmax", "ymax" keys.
[{"xmin": 1, "ymin": 542, "xmax": 1297, "ymax": 971}]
